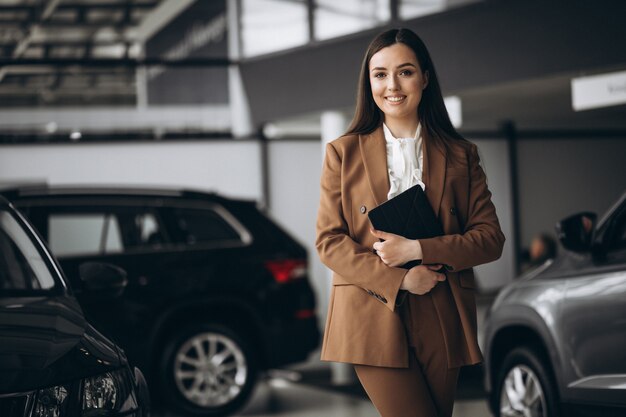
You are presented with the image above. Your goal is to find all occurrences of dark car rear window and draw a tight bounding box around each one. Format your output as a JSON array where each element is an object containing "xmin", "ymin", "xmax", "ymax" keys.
[{"xmin": 172, "ymin": 207, "xmax": 241, "ymax": 245}]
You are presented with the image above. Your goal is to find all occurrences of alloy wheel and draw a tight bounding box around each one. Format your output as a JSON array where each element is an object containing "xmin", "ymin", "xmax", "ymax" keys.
[
  {"xmin": 500, "ymin": 364, "xmax": 547, "ymax": 417},
  {"xmin": 173, "ymin": 331, "xmax": 248, "ymax": 407}
]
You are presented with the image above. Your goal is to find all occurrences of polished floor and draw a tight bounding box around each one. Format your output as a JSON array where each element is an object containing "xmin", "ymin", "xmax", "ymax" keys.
[
  {"xmin": 152, "ymin": 370, "xmax": 493, "ymax": 417},
  {"xmin": 152, "ymin": 365, "xmax": 491, "ymax": 417},
  {"xmin": 153, "ymin": 295, "xmax": 496, "ymax": 417}
]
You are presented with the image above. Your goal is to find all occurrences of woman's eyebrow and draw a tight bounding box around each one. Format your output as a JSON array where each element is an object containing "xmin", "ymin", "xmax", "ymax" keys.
[{"xmin": 370, "ymin": 62, "xmax": 417, "ymax": 72}]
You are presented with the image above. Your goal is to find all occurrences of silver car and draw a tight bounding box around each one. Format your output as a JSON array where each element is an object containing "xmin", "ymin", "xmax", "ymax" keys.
[{"xmin": 484, "ymin": 191, "xmax": 626, "ymax": 417}]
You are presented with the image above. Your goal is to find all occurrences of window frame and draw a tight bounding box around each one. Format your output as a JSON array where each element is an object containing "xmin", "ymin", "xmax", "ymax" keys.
[
  {"xmin": 161, "ymin": 200, "xmax": 253, "ymax": 250},
  {"xmin": 0, "ymin": 206, "xmax": 66, "ymax": 295},
  {"xmin": 13, "ymin": 197, "xmax": 253, "ymax": 258}
]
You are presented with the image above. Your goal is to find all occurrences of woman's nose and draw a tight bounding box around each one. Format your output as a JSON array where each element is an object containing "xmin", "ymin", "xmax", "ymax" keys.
[{"xmin": 387, "ymin": 75, "xmax": 399, "ymax": 91}]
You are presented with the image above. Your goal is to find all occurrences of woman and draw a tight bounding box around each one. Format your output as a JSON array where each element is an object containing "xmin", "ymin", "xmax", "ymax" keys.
[{"xmin": 316, "ymin": 28, "xmax": 505, "ymax": 417}]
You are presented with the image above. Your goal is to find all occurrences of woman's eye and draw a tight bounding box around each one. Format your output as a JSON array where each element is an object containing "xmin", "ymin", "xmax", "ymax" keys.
[
  {"xmin": 373, "ymin": 72, "xmax": 386, "ymax": 79},
  {"xmin": 400, "ymin": 70, "xmax": 413, "ymax": 76}
]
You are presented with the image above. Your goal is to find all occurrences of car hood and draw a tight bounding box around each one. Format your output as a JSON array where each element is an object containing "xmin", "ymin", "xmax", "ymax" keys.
[{"xmin": 0, "ymin": 294, "xmax": 121, "ymax": 394}]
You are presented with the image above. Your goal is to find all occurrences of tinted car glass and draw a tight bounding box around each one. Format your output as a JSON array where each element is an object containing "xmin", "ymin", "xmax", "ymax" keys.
[
  {"xmin": 46, "ymin": 207, "xmax": 167, "ymax": 257},
  {"xmin": 49, "ymin": 213, "xmax": 123, "ymax": 256},
  {"xmin": 132, "ymin": 211, "xmax": 164, "ymax": 247},
  {"xmin": 0, "ymin": 210, "xmax": 56, "ymax": 291},
  {"xmin": 173, "ymin": 207, "xmax": 241, "ymax": 245},
  {"xmin": 608, "ymin": 208, "xmax": 626, "ymax": 251}
]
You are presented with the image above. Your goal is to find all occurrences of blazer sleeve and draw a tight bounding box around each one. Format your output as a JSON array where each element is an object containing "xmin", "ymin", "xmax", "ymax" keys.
[
  {"xmin": 419, "ymin": 143, "xmax": 505, "ymax": 272},
  {"xmin": 316, "ymin": 142, "xmax": 408, "ymax": 312}
]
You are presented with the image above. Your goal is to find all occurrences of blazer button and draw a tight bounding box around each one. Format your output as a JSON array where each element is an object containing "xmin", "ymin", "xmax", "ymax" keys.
[
  {"xmin": 450, "ymin": 207, "xmax": 457, "ymax": 216},
  {"xmin": 360, "ymin": 205, "xmax": 367, "ymax": 214}
]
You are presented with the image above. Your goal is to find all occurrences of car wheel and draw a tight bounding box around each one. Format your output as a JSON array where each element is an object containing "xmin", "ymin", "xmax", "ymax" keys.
[
  {"xmin": 160, "ymin": 323, "xmax": 258, "ymax": 416},
  {"xmin": 495, "ymin": 346, "xmax": 560, "ymax": 417}
]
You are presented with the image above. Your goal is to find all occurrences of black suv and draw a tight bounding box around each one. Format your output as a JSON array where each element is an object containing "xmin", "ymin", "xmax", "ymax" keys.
[
  {"xmin": 0, "ymin": 195, "xmax": 149, "ymax": 417},
  {"xmin": 1, "ymin": 185, "xmax": 320, "ymax": 416}
]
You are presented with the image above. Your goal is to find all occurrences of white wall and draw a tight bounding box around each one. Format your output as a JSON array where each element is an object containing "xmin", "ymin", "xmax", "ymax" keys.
[
  {"xmin": 265, "ymin": 140, "xmax": 326, "ymax": 330},
  {"xmin": 472, "ymin": 139, "xmax": 516, "ymax": 292},
  {"xmin": 0, "ymin": 141, "xmax": 262, "ymax": 200}
]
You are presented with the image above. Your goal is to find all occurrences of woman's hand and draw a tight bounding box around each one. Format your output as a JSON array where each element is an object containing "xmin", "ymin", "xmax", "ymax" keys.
[
  {"xmin": 400, "ymin": 264, "xmax": 446, "ymax": 295},
  {"xmin": 371, "ymin": 228, "xmax": 423, "ymax": 267}
]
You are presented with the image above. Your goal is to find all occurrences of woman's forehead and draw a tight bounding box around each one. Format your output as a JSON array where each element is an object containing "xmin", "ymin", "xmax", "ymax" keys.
[{"xmin": 369, "ymin": 43, "xmax": 419, "ymax": 70}]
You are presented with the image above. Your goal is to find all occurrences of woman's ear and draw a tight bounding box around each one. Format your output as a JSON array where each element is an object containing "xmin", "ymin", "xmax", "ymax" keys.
[{"xmin": 422, "ymin": 70, "xmax": 429, "ymax": 90}]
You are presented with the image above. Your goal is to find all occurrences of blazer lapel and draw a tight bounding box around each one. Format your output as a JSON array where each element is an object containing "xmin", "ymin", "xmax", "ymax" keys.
[
  {"xmin": 359, "ymin": 127, "xmax": 390, "ymax": 206},
  {"xmin": 422, "ymin": 131, "xmax": 447, "ymax": 219}
]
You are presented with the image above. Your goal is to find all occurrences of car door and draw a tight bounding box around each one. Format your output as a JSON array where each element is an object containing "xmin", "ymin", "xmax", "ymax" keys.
[
  {"xmin": 560, "ymin": 198, "xmax": 626, "ymax": 406},
  {"xmin": 23, "ymin": 201, "xmax": 170, "ymax": 352}
]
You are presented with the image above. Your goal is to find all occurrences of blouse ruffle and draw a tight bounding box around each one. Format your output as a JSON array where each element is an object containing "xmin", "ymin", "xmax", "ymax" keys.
[{"xmin": 383, "ymin": 123, "xmax": 425, "ymax": 201}]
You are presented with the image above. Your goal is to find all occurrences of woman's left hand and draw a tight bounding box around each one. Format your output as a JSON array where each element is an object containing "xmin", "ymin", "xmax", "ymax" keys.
[{"xmin": 370, "ymin": 228, "xmax": 422, "ymax": 267}]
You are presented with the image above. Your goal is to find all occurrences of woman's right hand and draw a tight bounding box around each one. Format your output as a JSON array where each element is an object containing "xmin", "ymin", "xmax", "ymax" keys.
[{"xmin": 400, "ymin": 264, "xmax": 446, "ymax": 295}]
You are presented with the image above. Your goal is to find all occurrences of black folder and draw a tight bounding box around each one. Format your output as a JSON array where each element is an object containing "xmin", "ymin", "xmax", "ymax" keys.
[{"xmin": 368, "ymin": 184, "xmax": 444, "ymax": 269}]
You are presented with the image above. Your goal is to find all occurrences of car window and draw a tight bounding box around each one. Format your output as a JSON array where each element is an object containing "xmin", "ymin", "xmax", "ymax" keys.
[
  {"xmin": 119, "ymin": 210, "xmax": 167, "ymax": 249},
  {"xmin": 173, "ymin": 207, "xmax": 241, "ymax": 245},
  {"xmin": 49, "ymin": 213, "xmax": 123, "ymax": 257},
  {"xmin": 0, "ymin": 210, "xmax": 56, "ymax": 291},
  {"xmin": 45, "ymin": 208, "xmax": 168, "ymax": 257}
]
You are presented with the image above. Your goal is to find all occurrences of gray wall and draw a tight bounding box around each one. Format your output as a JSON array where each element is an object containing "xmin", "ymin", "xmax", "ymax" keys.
[{"xmin": 517, "ymin": 138, "xmax": 626, "ymax": 247}]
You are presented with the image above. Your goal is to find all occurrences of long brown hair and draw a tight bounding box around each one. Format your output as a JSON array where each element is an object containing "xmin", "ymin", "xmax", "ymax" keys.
[{"xmin": 346, "ymin": 28, "xmax": 464, "ymax": 149}]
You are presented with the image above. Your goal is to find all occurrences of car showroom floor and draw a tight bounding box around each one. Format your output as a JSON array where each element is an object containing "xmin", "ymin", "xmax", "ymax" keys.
[
  {"xmin": 153, "ymin": 294, "xmax": 495, "ymax": 417},
  {"xmin": 152, "ymin": 368, "xmax": 492, "ymax": 417}
]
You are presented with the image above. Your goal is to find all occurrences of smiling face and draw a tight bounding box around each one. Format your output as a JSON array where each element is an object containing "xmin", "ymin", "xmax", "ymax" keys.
[{"xmin": 368, "ymin": 43, "xmax": 429, "ymax": 127}]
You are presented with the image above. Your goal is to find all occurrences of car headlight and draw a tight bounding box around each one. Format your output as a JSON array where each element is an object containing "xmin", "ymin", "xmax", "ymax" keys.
[
  {"xmin": 32, "ymin": 369, "xmax": 138, "ymax": 417},
  {"xmin": 33, "ymin": 385, "xmax": 69, "ymax": 417}
]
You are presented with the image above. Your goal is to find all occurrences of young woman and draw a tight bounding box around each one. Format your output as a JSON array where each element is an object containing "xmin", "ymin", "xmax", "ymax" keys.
[{"xmin": 316, "ymin": 28, "xmax": 505, "ymax": 417}]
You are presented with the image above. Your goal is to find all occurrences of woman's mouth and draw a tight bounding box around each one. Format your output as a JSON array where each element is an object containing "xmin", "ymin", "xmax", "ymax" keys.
[{"xmin": 385, "ymin": 95, "xmax": 406, "ymax": 104}]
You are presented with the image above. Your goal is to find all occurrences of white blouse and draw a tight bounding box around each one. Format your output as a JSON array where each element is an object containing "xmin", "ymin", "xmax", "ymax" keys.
[{"xmin": 383, "ymin": 123, "xmax": 425, "ymax": 201}]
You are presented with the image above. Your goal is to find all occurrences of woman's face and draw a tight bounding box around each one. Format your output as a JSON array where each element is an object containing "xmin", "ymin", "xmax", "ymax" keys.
[{"xmin": 368, "ymin": 43, "xmax": 428, "ymax": 125}]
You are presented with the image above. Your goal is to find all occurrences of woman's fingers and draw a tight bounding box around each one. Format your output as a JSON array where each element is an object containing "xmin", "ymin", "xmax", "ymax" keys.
[{"xmin": 369, "ymin": 228, "xmax": 399, "ymax": 241}]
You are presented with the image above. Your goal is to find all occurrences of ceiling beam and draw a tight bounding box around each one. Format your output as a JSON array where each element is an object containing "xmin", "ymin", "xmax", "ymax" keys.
[
  {"xmin": 0, "ymin": 1, "xmax": 158, "ymax": 12},
  {"xmin": 0, "ymin": 0, "xmax": 62, "ymax": 83},
  {"xmin": 134, "ymin": 0, "xmax": 195, "ymax": 43},
  {"xmin": 0, "ymin": 57, "xmax": 232, "ymax": 68}
]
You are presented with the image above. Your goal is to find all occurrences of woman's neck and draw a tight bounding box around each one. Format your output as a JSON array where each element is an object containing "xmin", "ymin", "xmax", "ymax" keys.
[{"xmin": 384, "ymin": 118, "xmax": 419, "ymax": 139}]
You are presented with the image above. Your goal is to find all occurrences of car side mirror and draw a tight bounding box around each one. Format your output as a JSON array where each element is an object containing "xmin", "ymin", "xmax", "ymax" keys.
[
  {"xmin": 79, "ymin": 262, "xmax": 128, "ymax": 297},
  {"xmin": 556, "ymin": 212, "xmax": 597, "ymax": 253}
]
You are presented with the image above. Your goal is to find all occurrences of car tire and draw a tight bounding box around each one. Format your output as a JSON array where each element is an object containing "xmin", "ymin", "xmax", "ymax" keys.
[
  {"xmin": 495, "ymin": 346, "xmax": 560, "ymax": 417},
  {"xmin": 159, "ymin": 323, "xmax": 258, "ymax": 416}
]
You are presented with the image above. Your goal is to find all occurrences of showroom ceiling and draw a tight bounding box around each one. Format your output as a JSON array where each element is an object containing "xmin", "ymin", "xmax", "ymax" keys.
[{"xmin": 0, "ymin": 0, "xmax": 167, "ymax": 107}]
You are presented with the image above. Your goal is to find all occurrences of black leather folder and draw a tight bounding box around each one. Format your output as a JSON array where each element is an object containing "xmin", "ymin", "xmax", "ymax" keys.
[{"xmin": 368, "ymin": 184, "xmax": 443, "ymax": 269}]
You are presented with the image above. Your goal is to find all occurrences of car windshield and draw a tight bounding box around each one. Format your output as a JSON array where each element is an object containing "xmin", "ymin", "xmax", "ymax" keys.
[{"xmin": 0, "ymin": 209, "xmax": 58, "ymax": 292}]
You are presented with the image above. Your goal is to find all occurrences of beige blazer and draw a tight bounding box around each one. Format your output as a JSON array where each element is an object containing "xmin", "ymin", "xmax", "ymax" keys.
[{"xmin": 316, "ymin": 126, "xmax": 505, "ymax": 368}]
